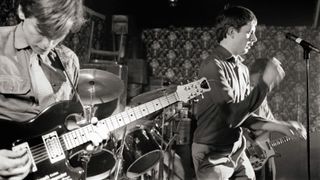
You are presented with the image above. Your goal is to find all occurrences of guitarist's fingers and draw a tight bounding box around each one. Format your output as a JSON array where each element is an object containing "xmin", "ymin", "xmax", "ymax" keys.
[
  {"xmin": 0, "ymin": 150, "xmax": 28, "ymax": 171},
  {"xmin": 0, "ymin": 149, "xmax": 25, "ymax": 159},
  {"xmin": 288, "ymin": 121, "xmax": 307, "ymax": 139},
  {"xmin": 88, "ymin": 131, "xmax": 103, "ymax": 147},
  {"xmin": 0, "ymin": 155, "xmax": 31, "ymax": 179}
]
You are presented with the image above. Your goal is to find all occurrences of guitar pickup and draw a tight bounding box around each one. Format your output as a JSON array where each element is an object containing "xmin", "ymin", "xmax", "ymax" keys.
[{"xmin": 42, "ymin": 131, "xmax": 65, "ymax": 164}]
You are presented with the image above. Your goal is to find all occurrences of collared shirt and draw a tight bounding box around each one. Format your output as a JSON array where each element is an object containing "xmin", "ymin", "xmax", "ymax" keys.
[
  {"xmin": 0, "ymin": 23, "xmax": 79, "ymax": 122},
  {"xmin": 193, "ymin": 45, "xmax": 269, "ymax": 147}
]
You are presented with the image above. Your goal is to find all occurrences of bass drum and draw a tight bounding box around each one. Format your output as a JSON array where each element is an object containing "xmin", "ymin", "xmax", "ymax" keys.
[
  {"xmin": 121, "ymin": 128, "xmax": 163, "ymax": 179},
  {"xmin": 68, "ymin": 140, "xmax": 117, "ymax": 180}
]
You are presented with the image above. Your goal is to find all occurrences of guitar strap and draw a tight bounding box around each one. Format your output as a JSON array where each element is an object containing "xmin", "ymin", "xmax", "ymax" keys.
[{"xmin": 53, "ymin": 49, "xmax": 84, "ymax": 106}]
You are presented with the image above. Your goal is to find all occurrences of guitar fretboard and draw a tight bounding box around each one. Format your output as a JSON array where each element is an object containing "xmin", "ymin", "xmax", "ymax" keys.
[
  {"xmin": 270, "ymin": 135, "xmax": 298, "ymax": 147},
  {"xmin": 61, "ymin": 92, "xmax": 178, "ymax": 150}
]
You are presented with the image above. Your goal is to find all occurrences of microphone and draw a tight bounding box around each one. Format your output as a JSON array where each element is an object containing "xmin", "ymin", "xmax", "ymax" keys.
[{"xmin": 285, "ymin": 33, "xmax": 320, "ymax": 53}]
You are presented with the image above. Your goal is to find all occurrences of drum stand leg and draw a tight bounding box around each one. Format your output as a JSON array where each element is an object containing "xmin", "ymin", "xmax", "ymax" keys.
[
  {"xmin": 113, "ymin": 126, "xmax": 127, "ymax": 180},
  {"xmin": 79, "ymin": 150, "xmax": 92, "ymax": 180},
  {"xmin": 157, "ymin": 110, "xmax": 184, "ymax": 180}
]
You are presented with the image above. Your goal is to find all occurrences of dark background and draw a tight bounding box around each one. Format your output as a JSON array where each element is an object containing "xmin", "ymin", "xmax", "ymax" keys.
[{"xmin": 85, "ymin": 0, "xmax": 319, "ymax": 29}]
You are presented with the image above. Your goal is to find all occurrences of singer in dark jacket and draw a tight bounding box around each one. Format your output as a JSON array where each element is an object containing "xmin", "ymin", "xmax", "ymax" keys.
[{"xmin": 191, "ymin": 6, "xmax": 305, "ymax": 180}]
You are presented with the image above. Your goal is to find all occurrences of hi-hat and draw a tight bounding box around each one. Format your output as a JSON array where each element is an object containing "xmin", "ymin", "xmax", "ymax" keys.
[{"xmin": 78, "ymin": 68, "xmax": 124, "ymax": 105}]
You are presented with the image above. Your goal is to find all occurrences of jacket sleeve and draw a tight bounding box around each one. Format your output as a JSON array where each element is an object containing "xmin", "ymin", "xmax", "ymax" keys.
[{"xmin": 200, "ymin": 58, "xmax": 269, "ymax": 128}]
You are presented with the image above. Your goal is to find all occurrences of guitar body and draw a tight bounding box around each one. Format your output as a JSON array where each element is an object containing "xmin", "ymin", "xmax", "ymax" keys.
[
  {"xmin": 245, "ymin": 131, "xmax": 276, "ymax": 171},
  {"xmin": 0, "ymin": 100, "xmax": 85, "ymax": 180}
]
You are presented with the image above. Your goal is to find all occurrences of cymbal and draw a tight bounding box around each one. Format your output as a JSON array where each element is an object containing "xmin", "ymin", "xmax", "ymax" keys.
[{"xmin": 78, "ymin": 68, "xmax": 124, "ymax": 105}]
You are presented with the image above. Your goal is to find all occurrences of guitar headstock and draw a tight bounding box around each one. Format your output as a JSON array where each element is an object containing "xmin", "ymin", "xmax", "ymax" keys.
[{"xmin": 176, "ymin": 77, "xmax": 211, "ymax": 102}]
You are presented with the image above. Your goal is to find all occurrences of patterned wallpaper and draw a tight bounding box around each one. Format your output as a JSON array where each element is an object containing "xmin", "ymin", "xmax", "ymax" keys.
[{"xmin": 142, "ymin": 26, "xmax": 320, "ymax": 131}]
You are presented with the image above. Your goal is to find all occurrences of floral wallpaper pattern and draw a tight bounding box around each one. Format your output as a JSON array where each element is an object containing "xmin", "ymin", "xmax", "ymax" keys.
[{"xmin": 142, "ymin": 26, "xmax": 320, "ymax": 131}]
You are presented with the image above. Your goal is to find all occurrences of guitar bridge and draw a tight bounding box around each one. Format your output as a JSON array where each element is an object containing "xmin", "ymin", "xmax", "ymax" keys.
[
  {"xmin": 42, "ymin": 131, "xmax": 65, "ymax": 164},
  {"xmin": 12, "ymin": 142, "xmax": 37, "ymax": 172}
]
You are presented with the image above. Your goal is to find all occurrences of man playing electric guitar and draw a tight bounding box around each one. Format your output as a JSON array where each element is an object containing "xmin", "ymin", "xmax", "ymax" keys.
[
  {"xmin": 0, "ymin": 0, "xmax": 108, "ymax": 179},
  {"xmin": 245, "ymin": 58, "xmax": 307, "ymax": 180}
]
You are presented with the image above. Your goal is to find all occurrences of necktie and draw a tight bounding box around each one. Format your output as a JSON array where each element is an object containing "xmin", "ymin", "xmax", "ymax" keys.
[{"xmin": 29, "ymin": 52, "xmax": 55, "ymax": 107}]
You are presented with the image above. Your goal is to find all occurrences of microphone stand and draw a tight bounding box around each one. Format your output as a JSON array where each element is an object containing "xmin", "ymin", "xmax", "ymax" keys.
[{"xmin": 303, "ymin": 48, "xmax": 311, "ymax": 180}]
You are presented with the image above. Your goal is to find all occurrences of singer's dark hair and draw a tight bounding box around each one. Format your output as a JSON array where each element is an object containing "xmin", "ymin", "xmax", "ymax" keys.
[{"xmin": 215, "ymin": 6, "xmax": 257, "ymax": 43}]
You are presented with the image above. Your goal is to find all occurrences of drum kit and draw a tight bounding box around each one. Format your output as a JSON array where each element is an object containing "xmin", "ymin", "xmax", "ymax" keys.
[{"xmin": 71, "ymin": 68, "xmax": 187, "ymax": 180}]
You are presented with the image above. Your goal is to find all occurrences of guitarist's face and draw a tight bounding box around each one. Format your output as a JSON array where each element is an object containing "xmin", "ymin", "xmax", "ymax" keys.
[{"xmin": 18, "ymin": 6, "xmax": 71, "ymax": 56}]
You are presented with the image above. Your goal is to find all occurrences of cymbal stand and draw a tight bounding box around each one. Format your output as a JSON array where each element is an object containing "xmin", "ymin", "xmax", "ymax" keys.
[
  {"xmin": 113, "ymin": 126, "xmax": 127, "ymax": 180},
  {"xmin": 83, "ymin": 80, "xmax": 97, "ymax": 124}
]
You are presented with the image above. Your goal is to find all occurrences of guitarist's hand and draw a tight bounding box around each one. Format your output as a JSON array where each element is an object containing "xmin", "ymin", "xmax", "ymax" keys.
[
  {"xmin": 86, "ymin": 117, "xmax": 110, "ymax": 152},
  {"xmin": 286, "ymin": 121, "xmax": 307, "ymax": 140},
  {"xmin": 0, "ymin": 149, "xmax": 32, "ymax": 180}
]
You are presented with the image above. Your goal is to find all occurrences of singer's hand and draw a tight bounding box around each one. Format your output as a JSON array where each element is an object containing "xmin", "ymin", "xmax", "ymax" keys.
[{"xmin": 262, "ymin": 57, "xmax": 285, "ymax": 90}]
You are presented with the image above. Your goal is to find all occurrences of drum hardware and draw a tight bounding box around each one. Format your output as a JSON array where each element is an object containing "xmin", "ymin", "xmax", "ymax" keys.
[
  {"xmin": 113, "ymin": 126, "xmax": 127, "ymax": 180},
  {"xmin": 79, "ymin": 149, "xmax": 92, "ymax": 180},
  {"xmin": 68, "ymin": 134, "xmax": 118, "ymax": 180},
  {"xmin": 152, "ymin": 103, "xmax": 186, "ymax": 180}
]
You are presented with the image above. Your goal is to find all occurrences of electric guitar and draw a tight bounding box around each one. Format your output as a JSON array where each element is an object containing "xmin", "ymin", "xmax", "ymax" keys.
[
  {"xmin": 245, "ymin": 131, "xmax": 300, "ymax": 171},
  {"xmin": 2, "ymin": 78, "xmax": 211, "ymax": 180}
]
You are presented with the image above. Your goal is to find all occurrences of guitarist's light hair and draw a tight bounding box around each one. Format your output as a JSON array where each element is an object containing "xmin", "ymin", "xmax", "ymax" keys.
[{"xmin": 18, "ymin": 0, "xmax": 86, "ymax": 40}]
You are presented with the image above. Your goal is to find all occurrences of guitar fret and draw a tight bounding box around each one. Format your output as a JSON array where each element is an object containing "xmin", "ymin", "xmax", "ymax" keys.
[
  {"xmin": 105, "ymin": 117, "xmax": 115, "ymax": 131},
  {"xmin": 67, "ymin": 133, "xmax": 75, "ymax": 149},
  {"xmin": 83, "ymin": 126, "xmax": 92, "ymax": 144},
  {"xmin": 97, "ymin": 120, "xmax": 109, "ymax": 133},
  {"xmin": 152, "ymin": 99, "xmax": 163, "ymax": 111},
  {"xmin": 76, "ymin": 129, "xmax": 84, "ymax": 144},
  {"xmin": 147, "ymin": 101, "xmax": 157, "ymax": 112},
  {"xmin": 159, "ymin": 96, "xmax": 169, "ymax": 109},
  {"xmin": 62, "ymin": 135, "xmax": 71, "ymax": 150},
  {"xmin": 120, "ymin": 112, "xmax": 131, "ymax": 124},
  {"xmin": 110, "ymin": 116, "xmax": 120, "ymax": 129},
  {"xmin": 78, "ymin": 128, "xmax": 87, "ymax": 143},
  {"xmin": 115, "ymin": 114, "xmax": 125, "ymax": 127},
  {"xmin": 70, "ymin": 131, "xmax": 80, "ymax": 146},
  {"xmin": 133, "ymin": 106, "xmax": 143, "ymax": 119},
  {"xmin": 138, "ymin": 104, "xmax": 149, "ymax": 116},
  {"xmin": 126, "ymin": 108, "xmax": 137, "ymax": 122},
  {"xmin": 168, "ymin": 93, "xmax": 176, "ymax": 104}
]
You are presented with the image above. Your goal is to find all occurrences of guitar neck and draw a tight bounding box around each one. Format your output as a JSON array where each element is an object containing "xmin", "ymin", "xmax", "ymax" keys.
[
  {"xmin": 270, "ymin": 135, "xmax": 298, "ymax": 147},
  {"xmin": 61, "ymin": 92, "xmax": 179, "ymax": 150}
]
